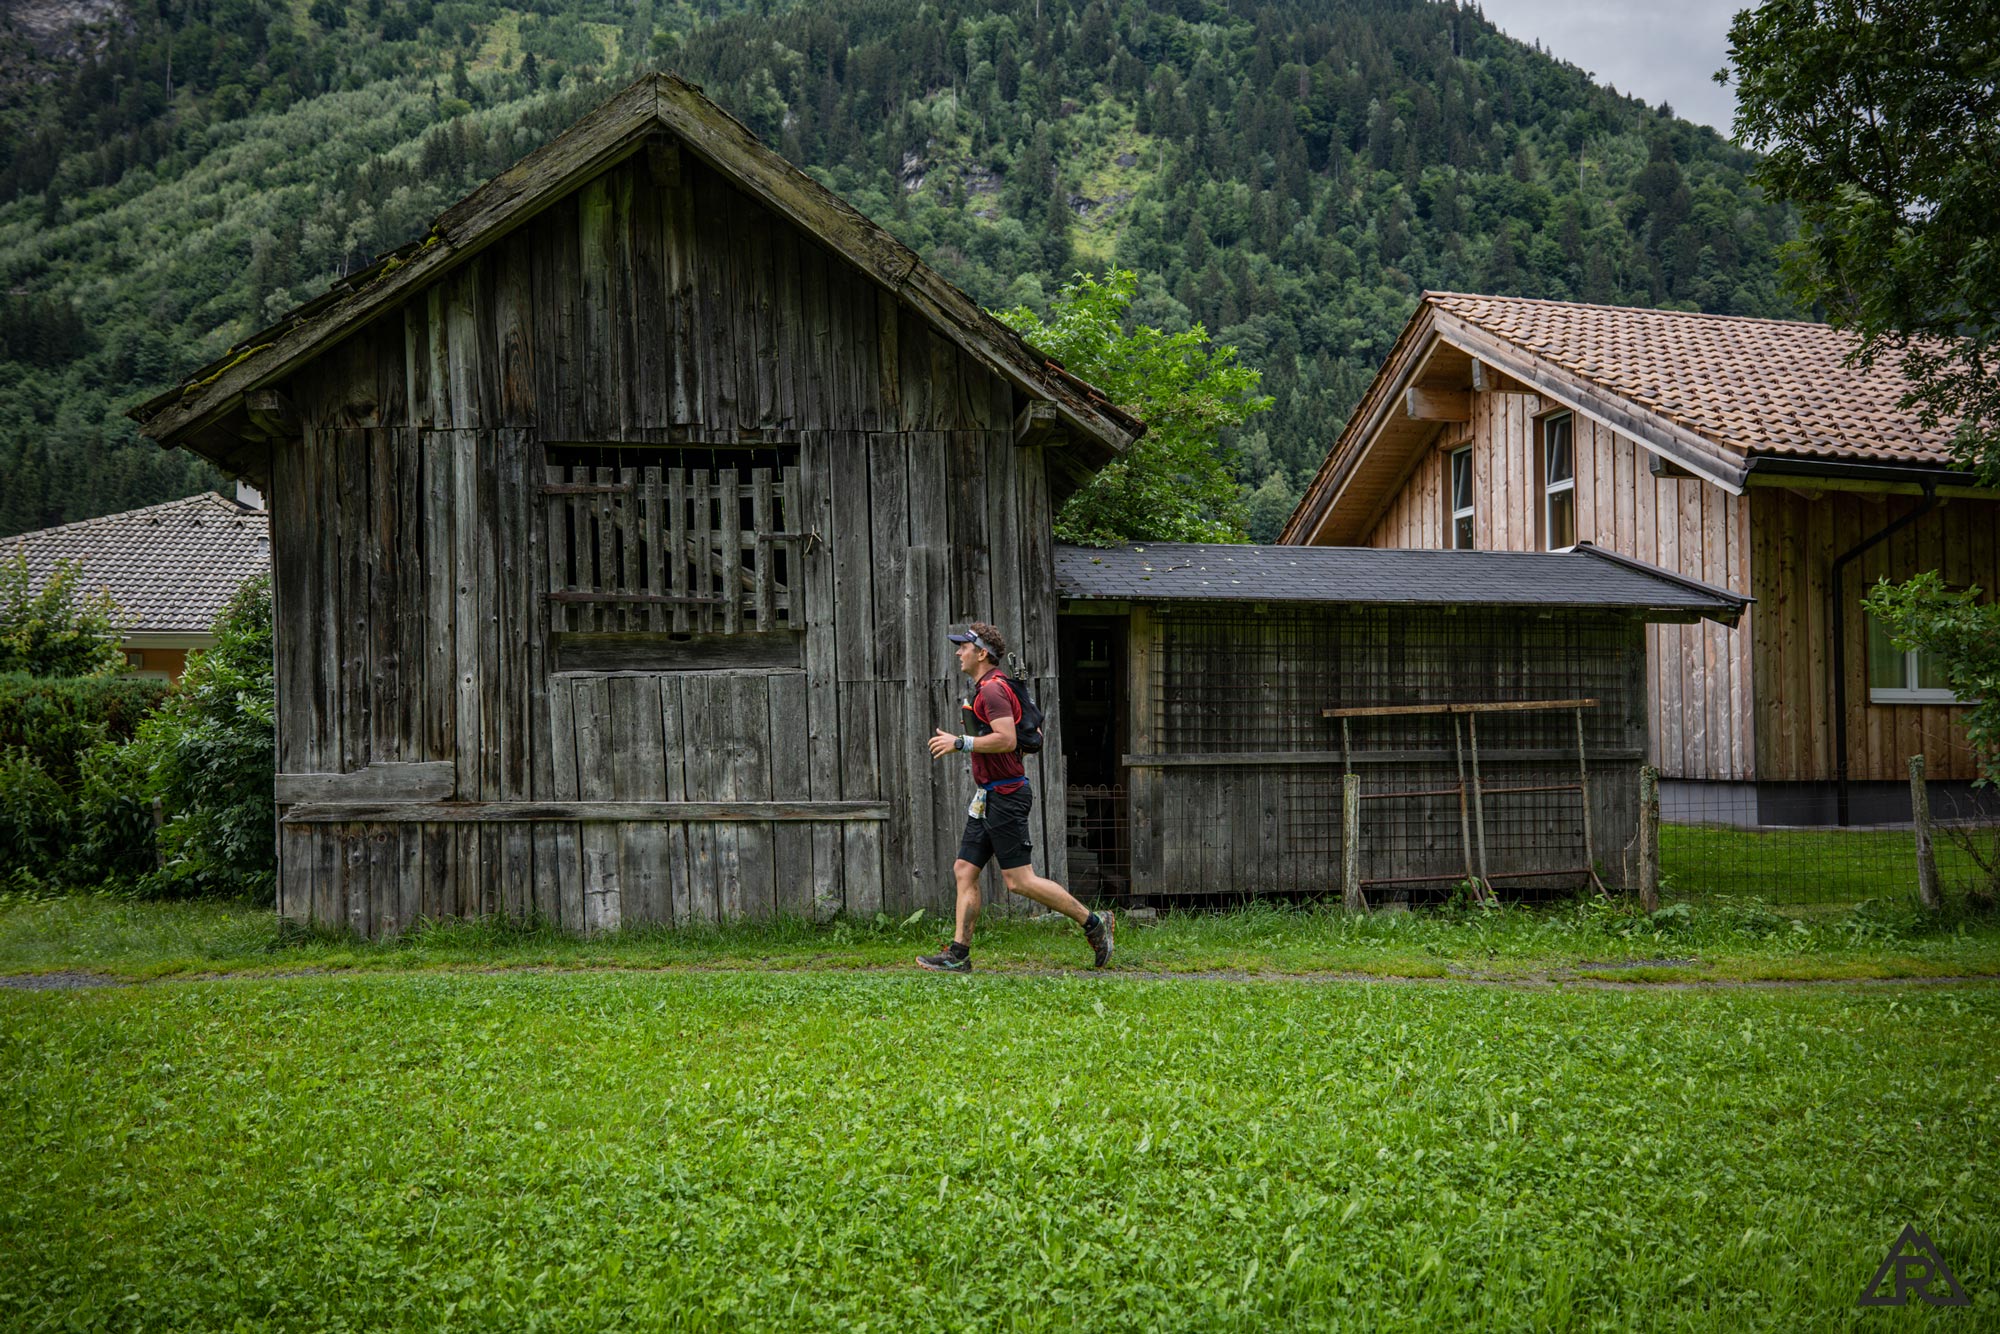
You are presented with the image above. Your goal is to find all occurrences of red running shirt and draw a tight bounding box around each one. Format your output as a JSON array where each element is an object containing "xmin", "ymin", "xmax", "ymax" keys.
[{"xmin": 964, "ymin": 670, "xmax": 1027, "ymax": 791}]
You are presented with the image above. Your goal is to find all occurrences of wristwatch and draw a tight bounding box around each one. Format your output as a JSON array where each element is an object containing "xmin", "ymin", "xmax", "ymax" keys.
[{"xmin": 957, "ymin": 735, "xmax": 972, "ymax": 752}]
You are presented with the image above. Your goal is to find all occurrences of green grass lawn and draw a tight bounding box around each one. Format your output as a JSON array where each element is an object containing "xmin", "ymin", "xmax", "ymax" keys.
[
  {"xmin": 5, "ymin": 888, "xmax": 2000, "ymax": 986},
  {"xmin": 1662, "ymin": 821, "xmax": 2000, "ymax": 907},
  {"xmin": 3, "ymin": 970, "xmax": 1996, "ymax": 1330}
]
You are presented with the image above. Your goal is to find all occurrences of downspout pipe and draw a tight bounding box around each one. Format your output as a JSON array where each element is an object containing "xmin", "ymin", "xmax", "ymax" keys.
[{"xmin": 1829, "ymin": 482, "xmax": 1938, "ymax": 826}]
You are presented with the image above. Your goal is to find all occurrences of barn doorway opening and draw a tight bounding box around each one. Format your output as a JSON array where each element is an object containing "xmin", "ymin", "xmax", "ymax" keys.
[{"xmin": 1057, "ymin": 614, "xmax": 1130, "ymax": 901}]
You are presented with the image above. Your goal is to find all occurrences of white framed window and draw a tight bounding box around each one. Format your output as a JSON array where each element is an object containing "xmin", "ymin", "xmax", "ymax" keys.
[
  {"xmin": 1867, "ymin": 614, "xmax": 1965, "ymax": 704},
  {"xmin": 1448, "ymin": 446, "xmax": 1474, "ymax": 549},
  {"xmin": 1542, "ymin": 413, "xmax": 1575, "ymax": 550}
]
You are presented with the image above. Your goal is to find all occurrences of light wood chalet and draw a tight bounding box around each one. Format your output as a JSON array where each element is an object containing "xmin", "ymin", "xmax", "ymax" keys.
[
  {"xmin": 129, "ymin": 74, "xmax": 1143, "ymax": 938},
  {"xmin": 1281, "ymin": 293, "xmax": 2000, "ymax": 824}
]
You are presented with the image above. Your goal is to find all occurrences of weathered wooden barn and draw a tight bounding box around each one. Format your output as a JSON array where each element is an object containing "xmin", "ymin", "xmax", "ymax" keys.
[
  {"xmin": 1050, "ymin": 543, "xmax": 1746, "ymax": 903},
  {"xmin": 131, "ymin": 73, "xmax": 1141, "ymax": 937}
]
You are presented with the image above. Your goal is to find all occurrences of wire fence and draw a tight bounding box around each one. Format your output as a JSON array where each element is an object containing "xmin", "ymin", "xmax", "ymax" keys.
[
  {"xmin": 1659, "ymin": 772, "xmax": 2000, "ymax": 908},
  {"xmin": 1065, "ymin": 766, "xmax": 2000, "ymax": 912}
]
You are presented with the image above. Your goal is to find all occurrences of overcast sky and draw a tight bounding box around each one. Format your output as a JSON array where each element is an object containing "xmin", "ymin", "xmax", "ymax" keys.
[{"xmin": 1472, "ymin": 0, "xmax": 1748, "ymax": 134}]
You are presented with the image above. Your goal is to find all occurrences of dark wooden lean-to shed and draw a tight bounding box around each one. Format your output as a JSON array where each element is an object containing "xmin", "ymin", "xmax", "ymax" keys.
[
  {"xmin": 132, "ymin": 74, "xmax": 1141, "ymax": 937},
  {"xmin": 1050, "ymin": 543, "xmax": 1747, "ymax": 905}
]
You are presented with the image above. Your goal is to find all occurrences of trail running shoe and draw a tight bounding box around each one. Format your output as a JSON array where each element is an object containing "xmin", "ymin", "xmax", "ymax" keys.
[
  {"xmin": 917, "ymin": 948, "xmax": 972, "ymax": 973},
  {"xmin": 1085, "ymin": 911, "xmax": 1115, "ymax": 969}
]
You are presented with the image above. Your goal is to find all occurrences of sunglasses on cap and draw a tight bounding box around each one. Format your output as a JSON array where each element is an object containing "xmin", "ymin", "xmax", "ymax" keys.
[{"xmin": 947, "ymin": 629, "xmax": 999, "ymax": 658}]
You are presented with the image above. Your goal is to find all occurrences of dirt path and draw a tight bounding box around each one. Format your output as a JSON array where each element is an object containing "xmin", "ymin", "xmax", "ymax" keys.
[{"xmin": 4, "ymin": 964, "xmax": 1998, "ymax": 992}]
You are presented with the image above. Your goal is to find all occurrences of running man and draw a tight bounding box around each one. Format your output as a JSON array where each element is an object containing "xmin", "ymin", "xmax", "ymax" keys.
[{"xmin": 918, "ymin": 620, "xmax": 1113, "ymax": 973}]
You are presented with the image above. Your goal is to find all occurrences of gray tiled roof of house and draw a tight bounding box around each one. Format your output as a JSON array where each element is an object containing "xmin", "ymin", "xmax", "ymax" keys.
[
  {"xmin": 1055, "ymin": 541, "xmax": 1747, "ymax": 621},
  {"xmin": 3, "ymin": 492, "xmax": 270, "ymax": 636}
]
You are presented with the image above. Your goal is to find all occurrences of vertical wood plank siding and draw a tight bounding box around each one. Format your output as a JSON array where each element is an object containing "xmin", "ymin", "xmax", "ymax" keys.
[
  {"xmin": 272, "ymin": 152, "xmax": 1063, "ymax": 934},
  {"xmin": 1367, "ymin": 391, "xmax": 1756, "ymax": 782},
  {"xmin": 1748, "ymin": 487, "xmax": 2000, "ymax": 783}
]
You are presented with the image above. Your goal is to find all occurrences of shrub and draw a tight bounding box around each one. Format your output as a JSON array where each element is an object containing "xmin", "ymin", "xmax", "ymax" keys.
[
  {"xmin": 128, "ymin": 577, "xmax": 276, "ymax": 901},
  {"xmin": 68, "ymin": 740, "xmax": 161, "ymax": 886},
  {"xmin": 0, "ymin": 551, "xmax": 127, "ymax": 678},
  {"xmin": 0, "ymin": 747, "xmax": 69, "ymax": 880},
  {"xmin": 0, "ymin": 672, "xmax": 170, "ymax": 788}
]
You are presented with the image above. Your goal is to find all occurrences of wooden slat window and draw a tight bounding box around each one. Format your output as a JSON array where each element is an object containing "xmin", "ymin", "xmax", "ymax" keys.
[{"xmin": 540, "ymin": 444, "xmax": 803, "ymax": 638}]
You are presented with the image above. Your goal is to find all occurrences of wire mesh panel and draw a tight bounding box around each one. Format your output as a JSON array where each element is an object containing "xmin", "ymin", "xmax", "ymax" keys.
[
  {"xmin": 1134, "ymin": 605, "xmax": 1648, "ymax": 905},
  {"xmin": 1153, "ymin": 607, "xmax": 1639, "ymax": 756},
  {"xmin": 1660, "ymin": 779, "xmax": 2000, "ymax": 907},
  {"xmin": 1066, "ymin": 784, "xmax": 1131, "ymax": 900},
  {"xmin": 1936, "ymin": 786, "xmax": 2000, "ymax": 907}
]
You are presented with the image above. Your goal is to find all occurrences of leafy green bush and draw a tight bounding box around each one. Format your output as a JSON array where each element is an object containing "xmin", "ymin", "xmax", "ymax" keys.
[
  {"xmin": 126, "ymin": 577, "xmax": 276, "ymax": 901},
  {"xmin": 68, "ymin": 740, "xmax": 161, "ymax": 887},
  {"xmin": 0, "ymin": 747, "xmax": 68, "ymax": 879},
  {"xmin": 1864, "ymin": 571, "xmax": 2000, "ymax": 786},
  {"xmin": 0, "ymin": 671, "xmax": 168, "ymax": 787},
  {"xmin": 0, "ymin": 551, "xmax": 128, "ymax": 678}
]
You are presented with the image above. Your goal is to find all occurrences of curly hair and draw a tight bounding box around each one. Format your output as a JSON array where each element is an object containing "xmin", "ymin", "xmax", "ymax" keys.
[{"xmin": 968, "ymin": 620, "xmax": 1009, "ymax": 661}]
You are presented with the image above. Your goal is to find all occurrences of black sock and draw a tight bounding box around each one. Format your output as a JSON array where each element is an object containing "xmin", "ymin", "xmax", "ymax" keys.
[
  {"xmin": 947, "ymin": 940, "xmax": 970, "ymax": 960},
  {"xmin": 1082, "ymin": 912, "xmax": 1101, "ymax": 934}
]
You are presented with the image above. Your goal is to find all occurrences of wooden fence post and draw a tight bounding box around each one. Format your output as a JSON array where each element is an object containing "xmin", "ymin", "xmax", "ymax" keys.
[
  {"xmin": 1637, "ymin": 765, "xmax": 1660, "ymax": 913},
  {"xmin": 1341, "ymin": 772, "xmax": 1365, "ymax": 912},
  {"xmin": 1910, "ymin": 754, "xmax": 1942, "ymax": 912}
]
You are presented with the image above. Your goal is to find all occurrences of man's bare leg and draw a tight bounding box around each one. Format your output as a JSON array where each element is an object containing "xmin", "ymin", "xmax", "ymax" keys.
[
  {"xmin": 1001, "ymin": 863, "xmax": 1115, "ymax": 967},
  {"xmin": 999, "ymin": 864, "xmax": 1089, "ymax": 922},
  {"xmin": 952, "ymin": 858, "xmax": 984, "ymax": 945}
]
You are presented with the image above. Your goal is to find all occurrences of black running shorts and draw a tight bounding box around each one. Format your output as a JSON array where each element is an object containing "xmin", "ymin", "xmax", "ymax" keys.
[{"xmin": 956, "ymin": 784, "xmax": 1034, "ymax": 871}]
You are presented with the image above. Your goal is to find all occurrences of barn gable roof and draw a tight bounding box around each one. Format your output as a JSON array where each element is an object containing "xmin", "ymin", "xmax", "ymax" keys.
[
  {"xmin": 2, "ymin": 491, "xmax": 269, "ymax": 637},
  {"xmin": 1055, "ymin": 540, "xmax": 1747, "ymax": 625},
  {"xmin": 129, "ymin": 73, "xmax": 1143, "ymax": 475},
  {"xmin": 1281, "ymin": 292, "xmax": 1971, "ymax": 546}
]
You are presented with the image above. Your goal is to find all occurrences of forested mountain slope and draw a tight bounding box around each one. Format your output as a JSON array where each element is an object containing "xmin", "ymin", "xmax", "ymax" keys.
[{"xmin": 0, "ymin": 0, "xmax": 1793, "ymax": 539}]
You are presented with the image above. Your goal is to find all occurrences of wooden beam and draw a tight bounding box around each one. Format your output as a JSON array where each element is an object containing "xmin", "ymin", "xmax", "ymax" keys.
[
  {"xmin": 551, "ymin": 630, "xmax": 802, "ymax": 672},
  {"xmin": 1470, "ymin": 359, "xmax": 1531, "ymax": 395},
  {"xmin": 1747, "ymin": 474, "xmax": 2000, "ymax": 500},
  {"xmin": 1322, "ymin": 698, "xmax": 1598, "ymax": 720},
  {"xmin": 1015, "ymin": 398, "xmax": 1060, "ymax": 448},
  {"xmin": 281, "ymin": 800, "xmax": 892, "ymax": 824},
  {"xmin": 274, "ymin": 762, "xmax": 457, "ymax": 804},
  {"xmin": 245, "ymin": 390, "xmax": 298, "ymax": 439},
  {"xmin": 1404, "ymin": 386, "xmax": 1470, "ymax": 422},
  {"xmin": 1123, "ymin": 747, "xmax": 1644, "ymax": 767},
  {"xmin": 646, "ymin": 135, "xmax": 681, "ymax": 188}
]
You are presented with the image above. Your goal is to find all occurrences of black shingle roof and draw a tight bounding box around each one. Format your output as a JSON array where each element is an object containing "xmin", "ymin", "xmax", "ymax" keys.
[{"xmin": 1054, "ymin": 541, "xmax": 1747, "ymax": 623}]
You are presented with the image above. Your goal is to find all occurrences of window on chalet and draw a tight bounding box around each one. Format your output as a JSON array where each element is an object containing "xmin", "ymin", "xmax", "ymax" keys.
[
  {"xmin": 1867, "ymin": 613, "xmax": 1965, "ymax": 705},
  {"xmin": 1542, "ymin": 413, "xmax": 1575, "ymax": 551},
  {"xmin": 540, "ymin": 443, "xmax": 804, "ymax": 672},
  {"xmin": 1448, "ymin": 446, "xmax": 1474, "ymax": 549}
]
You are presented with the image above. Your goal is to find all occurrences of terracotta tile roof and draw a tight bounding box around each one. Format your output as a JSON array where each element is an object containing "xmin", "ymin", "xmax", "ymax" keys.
[
  {"xmin": 3, "ymin": 493, "xmax": 270, "ymax": 636},
  {"xmin": 1428, "ymin": 293, "xmax": 1957, "ymax": 465}
]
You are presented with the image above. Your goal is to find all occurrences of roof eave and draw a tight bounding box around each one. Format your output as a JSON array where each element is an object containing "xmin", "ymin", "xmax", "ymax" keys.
[
  {"xmin": 132, "ymin": 73, "xmax": 1142, "ymax": 473},
  {"xmin": 1570, "ymin": 541, "xmax": 1750, "ymax": 625},
  {"xmin": 1428, "ymin": 310, "xmax": 1749, "ymax": 495},
  {"xmin": 1276, "ymin": 302, "xmax": 1439, "ymax": 544}
]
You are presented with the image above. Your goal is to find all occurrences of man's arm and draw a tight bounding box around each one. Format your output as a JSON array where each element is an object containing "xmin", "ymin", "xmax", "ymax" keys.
[{"xmin": 927, "ymin": 718, "xmax": 1017, "ymax": 758}]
